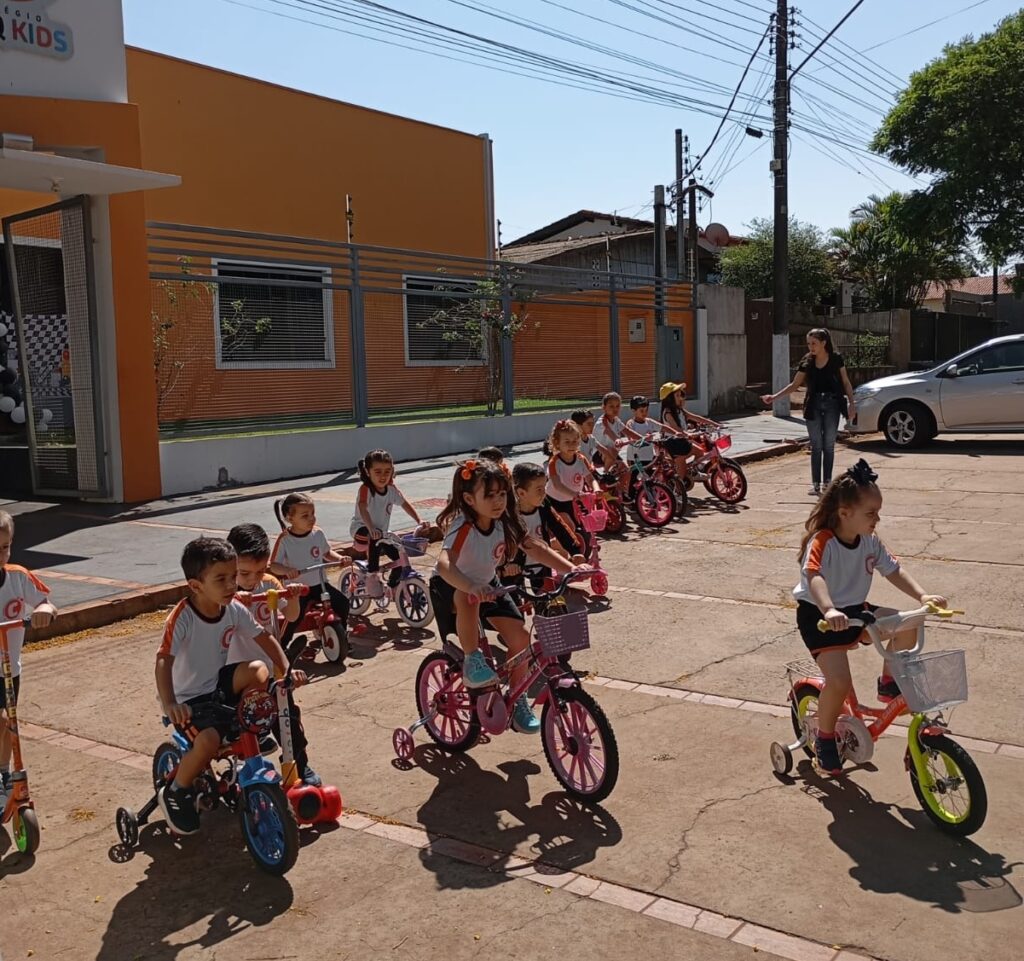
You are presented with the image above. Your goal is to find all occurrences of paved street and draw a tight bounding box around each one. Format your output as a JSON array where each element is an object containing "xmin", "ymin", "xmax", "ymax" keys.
[
  {"xmin": 5, "ymin": 410, "xmax": 807, "ymax": 611},
  {"xmin": 3, "ymin": 433, "xmax": 1023, "ymax": 961}
]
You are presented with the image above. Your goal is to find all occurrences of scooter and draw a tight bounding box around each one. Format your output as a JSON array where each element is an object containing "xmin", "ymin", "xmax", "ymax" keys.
[{"xmin": 1, "ymin": 617, "xmax": 40, "ymax": 854}]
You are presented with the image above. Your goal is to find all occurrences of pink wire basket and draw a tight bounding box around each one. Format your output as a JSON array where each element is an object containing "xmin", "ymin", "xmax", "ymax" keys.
[
  {"xmin": 577, "ymin": 492, "xmax": 608, "ymax": 532},
  {"xmin": 534, "ymin": 609, "xmax": 591, "ymax": 658}
]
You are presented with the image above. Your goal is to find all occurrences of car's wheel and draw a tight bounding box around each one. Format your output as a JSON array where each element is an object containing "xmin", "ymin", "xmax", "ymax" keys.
[{"xmin": 881, "ymin": 401, "xmax": 935, "ymax": 448}]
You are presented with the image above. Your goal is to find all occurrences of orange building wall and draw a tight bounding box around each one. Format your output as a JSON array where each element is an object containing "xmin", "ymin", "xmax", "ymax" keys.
[
  {"xmin": 125, "ymin": 48, "xmax": 492, "ymax": 258},
  {"xmin": 0, "ymin": 97, "xmax": 161, "ymax": 502}
]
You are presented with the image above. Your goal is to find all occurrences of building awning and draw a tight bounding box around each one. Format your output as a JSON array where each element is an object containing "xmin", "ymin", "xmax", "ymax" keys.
[{"xmin": 0, "ymin": 147, "xmax": 180, "ymax": 196}]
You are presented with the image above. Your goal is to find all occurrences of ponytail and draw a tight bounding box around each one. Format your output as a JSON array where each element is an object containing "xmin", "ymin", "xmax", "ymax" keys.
[{"xmin": 274, "ymin": 492, "xmax": 314, "ymax": 531}]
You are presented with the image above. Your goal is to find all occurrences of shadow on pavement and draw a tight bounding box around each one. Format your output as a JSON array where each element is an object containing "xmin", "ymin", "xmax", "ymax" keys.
[
  {"xmin": 846, "ymin": 437, "xmax": 1024, "ymax": 459},
  {"xmin": 99, "ymin": 820, "xmax": 294, "ymax": 961},
  {"xmin": 801, "ymin": 763, "xmax": 1023, "ymax": 914},
  {"xmin": 412, "ymin": 746, "xmax": 621, "ymax": 889}
]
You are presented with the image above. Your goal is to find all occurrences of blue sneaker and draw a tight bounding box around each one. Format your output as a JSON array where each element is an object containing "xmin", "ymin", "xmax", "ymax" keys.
[
  {"xmin": 511, "ymin": 696, "xmax": 540, "ymax": 735},
  {"xmin": 462, "ymin": 650, "xmax": 498, "ymax": 688}
]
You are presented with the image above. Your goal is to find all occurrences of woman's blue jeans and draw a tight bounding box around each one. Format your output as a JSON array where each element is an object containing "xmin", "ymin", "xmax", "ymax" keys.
[{"xmin": 806, "ymin": 394, "xmax": 841, "ymax": 487}]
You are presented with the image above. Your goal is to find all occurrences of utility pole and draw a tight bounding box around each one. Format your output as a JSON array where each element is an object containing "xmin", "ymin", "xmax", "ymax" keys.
[
  {"xmin": 687, "ymin": 178, "xmax": 699, "ymax": 285},
  {"xmin": 654, "ymin": 184, "xmax": 668, "ymax": 388},
  {"xmin": 675, "ymin": 129, "xmax": 685, "ymax": 282},
  {"xmin": 771, "ymin": 0, "xmax": 790, "ymax": 417}
]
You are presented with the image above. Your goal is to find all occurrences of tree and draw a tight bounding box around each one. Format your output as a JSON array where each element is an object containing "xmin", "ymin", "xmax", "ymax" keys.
[
  {"xmin": 830, "ymin": 193, "xmax": 974, "ymax": 310},
  {"xmin": 719, "ymin": 217, "xmax": 835, "ymax": 304},
  {"xmin": 419, "ymin": 266, "xmax": 536, "ymax": 415},
  {"xmin": 872, "ymin": 12, "xmax": 1024, "ymax": 282}
]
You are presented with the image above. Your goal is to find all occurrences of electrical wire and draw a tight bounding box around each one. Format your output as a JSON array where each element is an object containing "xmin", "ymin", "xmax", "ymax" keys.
[
  {"xmin": 798, "ymin": 9, "xmax": 904, "ymax": 87},
  {"xmin": 862, "ymin": 0, "xmax": 995, "ymax": 52}
]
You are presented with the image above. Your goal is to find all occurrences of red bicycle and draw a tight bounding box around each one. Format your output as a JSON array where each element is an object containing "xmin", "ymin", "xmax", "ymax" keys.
[{"xmin": 668, "ymin": 427, "xmax": 747, "ymax": 505}]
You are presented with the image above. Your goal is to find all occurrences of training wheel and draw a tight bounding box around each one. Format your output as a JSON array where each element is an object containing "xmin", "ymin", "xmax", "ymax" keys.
[
  {"xmin": 590, "ymin": 572, "xmax": 609, "ymax": 596},
  {"xmin": 116, "ymin": 806, "xmax": 140, "ymax": 848},
  {"xmin": 769, "ymin": 742, "xmax": 793, "ymax": 776},
  {"xmin": 393, "ymin": 727, "xmax": 415, "ymax": 761}
]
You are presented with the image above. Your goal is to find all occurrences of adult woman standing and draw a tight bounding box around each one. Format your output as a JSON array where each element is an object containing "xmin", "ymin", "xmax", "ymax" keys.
[{"xmin": 762, "ymin": 329, "xmax": 856, "ymax": 496}]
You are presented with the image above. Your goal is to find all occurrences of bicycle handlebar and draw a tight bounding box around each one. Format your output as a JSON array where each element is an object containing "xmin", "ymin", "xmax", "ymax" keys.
[
  {"xmin": 816, "ymin": 602, "xmax": 964, "ymax": 658},
  {"xmin": 468, "ymin": 569, "xmax": 598, "ymax": 605},
  {"xmin": 0, "ymin": 617, "xmax": 34, "ymax": 631}
]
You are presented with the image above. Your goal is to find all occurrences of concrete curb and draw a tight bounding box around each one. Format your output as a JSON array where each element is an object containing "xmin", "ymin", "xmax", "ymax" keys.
[{"xmin": 731, "ymin": 438, "xmax": 809, "ymax": 464}]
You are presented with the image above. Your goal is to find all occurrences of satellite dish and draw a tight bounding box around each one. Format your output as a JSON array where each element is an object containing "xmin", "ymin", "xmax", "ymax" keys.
[{"xmin": 705, "ymin": 222, "xmax": 730, "ymax": 247}]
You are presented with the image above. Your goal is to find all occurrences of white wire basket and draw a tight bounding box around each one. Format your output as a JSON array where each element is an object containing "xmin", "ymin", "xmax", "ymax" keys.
[
  {"xmin": 534, "ymin": 609, "xmax": 590, "ymax": 658},
  {"xmin": 888, "ymin": 649, "xmax": 968, "ymax": 713}
]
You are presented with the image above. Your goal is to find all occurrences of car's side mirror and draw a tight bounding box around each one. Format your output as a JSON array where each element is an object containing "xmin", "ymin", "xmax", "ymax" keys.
[{"xmin": 944, "ymin": 364, "xmax": 959, "ymax": 378}]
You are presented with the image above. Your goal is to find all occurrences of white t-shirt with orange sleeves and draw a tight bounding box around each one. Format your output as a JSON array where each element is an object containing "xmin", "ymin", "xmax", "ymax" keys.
[
  {"xmin": 350, "ymin": 484, "xmax": 404, "ymax": 537},
  {"xmin": 545, "ymin": 453, "xmax": 592, "ymax": 501},
  {"xmin": 0, "ymin": 564, "xmax": 50, "ymax": 678},
  {"xmin": 230, "ymin": 574, "xmax": 285, "ymax": 668},
  {"xmin": 435, "ymin": 516, "xmax": 508, "ymax": 586},
  {"xmin": 271, "ymin": 528, "xmax": 332, "ymax": 586},
  {"xmin": 159, "ymin": 598, "xmax": 263, "ymax": 702},
  {"xmin": 793, "ymin": 530, "xmax": 900, "ymax": 610},
  {"xmin": 626, "ymin": 417, "xmax": 658, "ymax": 463}
]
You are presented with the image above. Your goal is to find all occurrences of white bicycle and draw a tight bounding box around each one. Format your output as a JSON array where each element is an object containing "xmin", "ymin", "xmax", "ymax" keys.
[{"xmin": 339, "ymin": 532, "xmax": 434, "ymax": 629}]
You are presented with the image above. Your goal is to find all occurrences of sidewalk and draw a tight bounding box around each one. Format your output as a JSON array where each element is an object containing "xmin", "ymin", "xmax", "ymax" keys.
[{"xmin": 4, "ymin": 410, "xmax": 808, "ymax": 617}]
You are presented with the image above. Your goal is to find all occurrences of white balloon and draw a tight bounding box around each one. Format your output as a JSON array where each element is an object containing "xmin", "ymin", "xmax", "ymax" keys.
[
  {"xmin": 0, "ymin": 396, "xmax": 15, "ymax": 414},
  {"xmin": 36, "ymin": 420, "xmax": 49, "ymax": 433},
  {"xmin": 11, "ymin": 405, "xmax": 26, "ymax": 424},
  {"xmin": 0, "ymin": 322, "xmax": 7, "ymax": 336},
  {"xmin": 41, "ymin": 408, "xmax": 53, "ymax": 423}
]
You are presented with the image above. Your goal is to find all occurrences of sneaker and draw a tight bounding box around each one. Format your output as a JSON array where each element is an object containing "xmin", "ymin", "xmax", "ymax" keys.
[
  {"xmin": 877, "ymin": 675, "xmax": 901, "ymax": 701},
  {"xmin": 158, "ymin": 783, "xmax": 201, "ymax": 835},
  {"xmin": 365, "ymin": 573, "xmax": 384, "ymax": 599},
  {"xmin": 808, "ymin": 485, "xmax": 821, "ymax": 497},
  {"xmin": 462, "ymin": 650, "xmax": 499, "ymax": 688},
  {"xmin": 300, "ymin": 764, "xmax": 323, "ymax": 788},
  {"xmin": 259, "ymin": 734, "xmax": 278, "ymax": 755},
  {"xmin": 815, "ymin": 734, "xmax": 843, "ymax": 776},
  {"xmin": 511, "ymin": 696, "xmax": 540, "ymax": 735}
]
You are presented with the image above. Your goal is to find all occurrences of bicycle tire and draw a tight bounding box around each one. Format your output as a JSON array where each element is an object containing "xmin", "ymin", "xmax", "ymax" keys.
[
  {"xmin": 239, "ymin": 782, "xmax": 300, "ymax": 876},
  {"xmin": 541, "ymin": 686, "xmax": 619, "ymax": 803},
  {"xmin": 909, "ymin": 732, "xmax": 988, "ymax": 836},
  {"xmin": 635, "ymin": 480, "xmax": 676, "ymax": 528},
  {"xmin": 415, "ymin": 652, "xmax": 480, "ymax": 752},
  {"xmin": 790, "ymin": 683, "xmax": 821, "ymax": 760}
]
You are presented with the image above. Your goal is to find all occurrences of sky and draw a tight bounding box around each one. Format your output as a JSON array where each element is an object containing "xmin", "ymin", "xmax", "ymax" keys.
[{"xmin": 122, "ymin": 0, "xmax": 1021, "ymax": 245}]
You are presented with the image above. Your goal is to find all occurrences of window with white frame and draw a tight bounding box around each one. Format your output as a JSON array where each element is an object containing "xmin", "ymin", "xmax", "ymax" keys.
[
  {"xmin": 404, "ymin": 275, "xmax": 485, "ymax": 366},
  {"xmin": 214, "ymin": 260, "xmax": 333, "ymax": 369}
]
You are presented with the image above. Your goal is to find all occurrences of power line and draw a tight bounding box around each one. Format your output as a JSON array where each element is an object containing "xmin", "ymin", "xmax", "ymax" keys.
[
  {"xmin": 640, "ymin": 0, "xmax": 770, "ymax": 33},
  {"xmin": 794, "ymin": 17, "xmax": 901, "ymax": 100},
  {"xmin": 862, "ymin": 0, "xmax": 995, "ymax": 52},
  {"xmin": 790, "ymin": 0, "xmax": 866, "ymax": 79},
  {"xmin": 691, "ymin": 21, "xmax": 772, "ymax": 176},
  {"xmin": 798, "ymin": 10, "xmax": 904, "ymax": 87}
]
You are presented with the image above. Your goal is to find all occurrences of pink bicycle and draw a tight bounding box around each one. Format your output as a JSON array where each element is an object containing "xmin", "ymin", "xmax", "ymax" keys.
[
  {"xmin": 392, "ymin": 572, "xmax": 619, "ymax": 803},
  {"xmin": 573, "ymin": 492, "xmax": 610, "ymax": 596}
]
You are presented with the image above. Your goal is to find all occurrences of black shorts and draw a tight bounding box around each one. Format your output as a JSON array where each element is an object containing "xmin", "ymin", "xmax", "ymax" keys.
[
  {"xmin": 661, "ymin": 436, "xmax": 692, "ymax": 457},
  {"xmin": 429, "ymin": 574, "xmax": 524, "ymax": 641},
  {"xmin": 182, "ymin": 663, "xmax": 243, "ymax": 740},
  {"xmin": 797, "ymin": 601, "xmax": 879, "ymax": 657},
  {"xmin": 0, "ymin": 674, "xmax": 21, "ymax": 712}
]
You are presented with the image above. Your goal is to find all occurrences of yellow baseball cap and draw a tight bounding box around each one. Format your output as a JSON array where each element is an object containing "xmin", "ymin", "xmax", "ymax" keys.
[{"xmin": 659, "ymin": 381, "xmax": 687, "ymax": 401}]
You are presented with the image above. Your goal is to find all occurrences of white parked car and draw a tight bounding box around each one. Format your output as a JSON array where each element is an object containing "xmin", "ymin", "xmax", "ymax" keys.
[{"xmin": 848, "ymin": 334, "xmax": 1024, "ymax": 447}]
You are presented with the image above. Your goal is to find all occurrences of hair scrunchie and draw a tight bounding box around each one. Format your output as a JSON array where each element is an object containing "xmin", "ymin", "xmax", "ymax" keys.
[
  {"xmin": 846, "ymin": 458, "xmax": 878, "ymax": 486},
  {"xmin": 460, "ymin": 459, "xmax": 478, "ymax": 481}
]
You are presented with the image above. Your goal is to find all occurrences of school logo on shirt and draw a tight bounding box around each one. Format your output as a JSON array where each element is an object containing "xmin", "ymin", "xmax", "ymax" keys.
[
  {"xmin": 221, "ymin": 627, "xmax": 236, "ymax": 650},
  {"xmin": 492, "ymin": 543, "xmax": 506, "ymax": 562},
  {"xmin": 386, "ymin": 504, "xmax": 393, "ymax": 515},
  {"xmin": 4, "ymin": 598, "xmax": 23, "ymax": 620},
  {"xmin": 255, "ymin": 601, "xmax": 271, "ymax": 625},
  {"xmin": 311, "ymin": 545, "xmax": 321, "ymax": 560},
  {"xmin": 573, "ymin": 472, "xmax": 583, "ymax": 487},
  {"xmin": 865, "ymin": 556, "xmax": 877, "ymax": 575}
]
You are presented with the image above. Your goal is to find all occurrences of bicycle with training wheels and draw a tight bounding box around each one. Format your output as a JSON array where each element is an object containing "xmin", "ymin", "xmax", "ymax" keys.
[
  {"xmin": 769, "ymin": 602, "xmax": 988, "ymax": 836},
  {"xmin": 622, "ymin": 437, "xmax": 677, "ymax": 528},
  {"xmin": 288, "ymin": 562, "xmax": 349, "ymax": 665},
  {"xmin": 339, "ymin": 531, "xmax": 434, "ymax": 628},
  {"xmin": 1, "ymin": 617, "xmax": 40, "ymax": 854},
  {"xmin": 392, "ymin": 572, "xmax": 619, "ymax": 803}
]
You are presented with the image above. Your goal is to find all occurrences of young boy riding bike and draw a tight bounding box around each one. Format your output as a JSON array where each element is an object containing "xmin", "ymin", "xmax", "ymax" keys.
[{"xmin": 156, "ymin": 537, "xmax": 305, "ymax": 835}]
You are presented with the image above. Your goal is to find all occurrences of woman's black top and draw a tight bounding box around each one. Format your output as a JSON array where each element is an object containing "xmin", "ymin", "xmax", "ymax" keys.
[{"xmin": 799, "ymin": 352, "xmax": 846, "ymax": 400}]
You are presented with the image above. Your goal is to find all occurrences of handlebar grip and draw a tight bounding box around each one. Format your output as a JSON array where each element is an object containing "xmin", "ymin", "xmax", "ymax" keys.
[{"xmin": 817, "ymin": 619, "xmax": 830, "ymax": 633}]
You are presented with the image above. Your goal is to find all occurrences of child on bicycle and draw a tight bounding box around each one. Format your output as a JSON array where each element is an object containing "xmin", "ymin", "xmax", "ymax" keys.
[
  {"xmin": 156, "ymin": 537, "xmax": 304, "ymax": 835},
  {"xmin": 658, "ymin": 381, "xmax": 719, "ymax": 479},
  {"xmin": 271, "ymin": 492, "xmax": 352, "ymax": 660},
  {"xmin": 227, "ymin": 524, "xmax": 321, "ymax": 787},
  {"xmin": 0, "ymin": 511, "xmax": 56, "ymax": 809},
  {"xmin": 508, "ymin": 463, "xmax": 585, "ymax": 589},
  {"xmin": 570, "ymin": 409, "xmax": 615, "ymax": 469},
  {"xmin": 794, "ymin": 459, "xmax": 947, "ymax": 776},
  {"xmin": 350, "ymin": 449, "xmax": 426, "ymax": 598},
  {"xmin": 430, "ymin": 460, "xmax": 585, "ymax": 734},
  {"xmin": 545, "ymin": 419, "xmax": 596, "ymax": 558}
]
